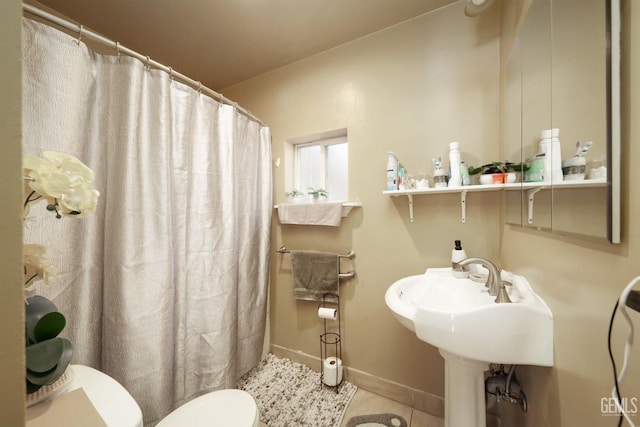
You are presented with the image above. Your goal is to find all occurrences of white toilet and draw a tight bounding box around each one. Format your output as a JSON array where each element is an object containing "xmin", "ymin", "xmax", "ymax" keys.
[{"xmin": 49, "ymin": 364, "xmax": 260, "ymax": 427}]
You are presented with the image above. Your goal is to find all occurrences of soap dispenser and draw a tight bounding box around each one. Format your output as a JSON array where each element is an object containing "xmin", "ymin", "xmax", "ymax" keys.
[{"xmin": 451, "ymin": 239, "xmax": 469, "ymax": 278}]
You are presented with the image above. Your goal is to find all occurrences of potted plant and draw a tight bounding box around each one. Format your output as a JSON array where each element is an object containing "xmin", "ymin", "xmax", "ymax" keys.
[
  {"xmin": 22, "ymin": 151, "xmax": 99, "ymax": 402},
  {"xmin": 504, "ymin": 162, "xmax": 524, "ymax": 183},
  {"xmin": 285, "ymin": 189, "xmax": 305, "ymax": 203},
  {"xmin": 468, "ymin": 161, "xmax": 523, "ymax": 184},
  {"xmin": 307, "ymin": 187, "xmax": 329, "ymax": 202},
  {"xmin": 25, "ymin": 296, "xmax": 73, "ymax": 394}
]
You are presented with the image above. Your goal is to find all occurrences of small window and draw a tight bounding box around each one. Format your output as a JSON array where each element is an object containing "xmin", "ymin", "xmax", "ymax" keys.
[{"xmin": 287, "ymin": 129, "xmax": 348, "ymax": 201}]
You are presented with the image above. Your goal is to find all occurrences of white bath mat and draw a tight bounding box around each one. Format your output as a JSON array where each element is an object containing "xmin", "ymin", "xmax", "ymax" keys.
[{"xmin": 238, "ymin": 353, "xmax": 357, "ymax": 427}]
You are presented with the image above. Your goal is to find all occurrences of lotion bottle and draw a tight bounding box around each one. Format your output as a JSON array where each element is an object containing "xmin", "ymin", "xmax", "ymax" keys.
[
  {"xmin": 448, "ymin": 141, "xmax": 462, "ymax": 187},
  {"xmin": 451, "ymin": 239, "xmax": 468, "ymax": 278}
]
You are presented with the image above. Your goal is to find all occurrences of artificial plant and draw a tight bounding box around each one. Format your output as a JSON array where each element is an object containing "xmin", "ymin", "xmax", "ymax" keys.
[
  {"xmin": 22, "ymin": 151, "xmax": 99, "ymax": 394},
  {"xmin": 307, "ymin": 187, "xmax": 329, "ymax": 200},
  {"xmin": 468, "ymin": 161, "xmax": 524, "ymax": 175},
  {"xmin": 25, "ymin": 296, "xmax": 73, "ymax": 393}
]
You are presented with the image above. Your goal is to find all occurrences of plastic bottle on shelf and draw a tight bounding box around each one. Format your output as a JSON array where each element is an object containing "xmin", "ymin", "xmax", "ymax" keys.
[
  {"xmin": 448, "ymin": 141, "xmax": 462, "ymax": 188},
  {"xmin": 460, "ymin": 161, "xmax": 471, "ymax": 186},
  {"xmin": 432, "ymin": 156, "xmax": 447, "ymax": 188},
  {"xmin": 386, "ymin": 152, "xmax": 398, "ymax": 191},
  {"xmin": 539, "ymin": 129, "xmax": 562, "ymax": 183},
  {"xmin": 451, "ymin": 239, "xmax": 469, "ymax": 278}
]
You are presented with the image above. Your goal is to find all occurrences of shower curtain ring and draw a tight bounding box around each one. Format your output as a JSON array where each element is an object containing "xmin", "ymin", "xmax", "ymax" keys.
[
  {"xmin": 77, "ymin": 25, "xmax": 84, "ymax": 45},
  {"xmin": 145, "ymin": 55, "xmax": 151, "ymax": 71},
  {"xmin": 197, "ymin": 82, "xmax": 203, "ymax": 93},
  {"xmin": 115, "ymin": 42, "xmax": 121, "ymax": 61},
  {"xmin": 168, "ymin": 66, "xmax": 173, "ymax": 82}
]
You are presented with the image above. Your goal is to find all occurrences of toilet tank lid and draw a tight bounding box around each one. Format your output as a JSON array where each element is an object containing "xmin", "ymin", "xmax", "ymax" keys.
[{"xmin": 68, "ymin": 364, "xmax": 143, "ymax": 427}]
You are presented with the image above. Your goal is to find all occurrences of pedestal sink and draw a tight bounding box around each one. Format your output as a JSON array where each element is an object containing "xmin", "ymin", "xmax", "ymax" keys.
[{"xmin": 385, "ymin": 267, "xmax": 553, "ymax": 427}]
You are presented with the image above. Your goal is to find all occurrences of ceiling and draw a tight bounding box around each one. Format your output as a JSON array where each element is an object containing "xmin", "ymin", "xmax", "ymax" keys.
[{"xmin": 32, "ymin": 0, "xmax": 458, "ymax": 90}]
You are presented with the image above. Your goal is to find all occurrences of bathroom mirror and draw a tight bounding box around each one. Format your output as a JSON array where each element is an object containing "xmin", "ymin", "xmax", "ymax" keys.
[{"xmin": 504, "ymin": 0, "xmax": 620, "ymax": 243}]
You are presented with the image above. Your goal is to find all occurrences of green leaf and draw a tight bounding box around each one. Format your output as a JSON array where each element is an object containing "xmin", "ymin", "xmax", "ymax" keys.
[
  {"xmin": 26, "ymin": 338, "xmax": 73, "ymax": 386},
  {"xmin": 26, "ymin": 296, "xmax": 58, "ymax": 331},
  {"xmin": 32, "ymin": 312, "xmax": 66, "ymax": 343},
  {"xmin": 467, "ymin": 166, "xmax": 482, "ymax": 175},
  {"xmin": 25, "ymin": 296, "xmax": 65, "ymax": 343},
  {"xmin": 26, "ymin": 338, "xmax": 64, "ymax": 373}
]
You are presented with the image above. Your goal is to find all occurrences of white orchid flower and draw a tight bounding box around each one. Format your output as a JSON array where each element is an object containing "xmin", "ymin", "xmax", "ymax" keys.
[
  {"xmin": 23, "ymin": 244, "xmax": 57, "ymax": 288},
  {"xmin": 58, "ymin": 181, "xmax": 100, "ymax": 218},
  {"xmin": 43, "ymin": 151, "xmax": 95, "ymax": 184},
  {"xmin": 23, "ymin": 151, "xmax": 99, "ymax": 218}
]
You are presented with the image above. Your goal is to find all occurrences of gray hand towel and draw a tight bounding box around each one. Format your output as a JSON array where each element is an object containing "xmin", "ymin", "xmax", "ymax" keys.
[{"xmin": 291, "ymin": 251, "xmax": 340, "ymax": 302}]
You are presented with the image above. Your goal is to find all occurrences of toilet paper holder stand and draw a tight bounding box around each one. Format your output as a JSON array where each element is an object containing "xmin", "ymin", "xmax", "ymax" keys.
[{"xmin": 319, "ymin": 292, "xmax": 343, "ymax": 392}]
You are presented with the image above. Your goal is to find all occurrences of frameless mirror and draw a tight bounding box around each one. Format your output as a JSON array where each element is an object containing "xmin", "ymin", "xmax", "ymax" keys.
[{"xmin": 504, "ymin": 0, "xmax": 620, "ymax": 243}]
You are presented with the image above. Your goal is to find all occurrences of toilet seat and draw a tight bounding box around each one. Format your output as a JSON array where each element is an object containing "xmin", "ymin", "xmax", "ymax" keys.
[
  {"xmin": 66, "ymin": 365, "xmax": 258, "ymax": 427},
  {"xmin": 157, "ymin": 389, "xmax": 259, "ymax": 427}
]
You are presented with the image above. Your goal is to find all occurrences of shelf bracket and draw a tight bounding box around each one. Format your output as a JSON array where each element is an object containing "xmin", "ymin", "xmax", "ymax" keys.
[
  {"xmin": 460, "ymin": 190, "xmax": 468, "ymax": 224},
  {"xmin": 527, "ymin": 187, "xmax": 543, "ymax": 224},
  {"xmin": 407, "ymin": 194, "xmax": 414, "ymax": 223}
]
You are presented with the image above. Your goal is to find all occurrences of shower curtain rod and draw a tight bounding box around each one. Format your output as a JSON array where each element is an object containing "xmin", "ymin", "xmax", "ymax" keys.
[{"xmin": 22, "ymin": 3, "xmax": 266, "ymax": 127}]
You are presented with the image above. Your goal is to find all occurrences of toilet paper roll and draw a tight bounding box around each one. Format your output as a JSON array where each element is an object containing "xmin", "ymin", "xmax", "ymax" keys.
[
  {"xmin": 322, "ymin": 357, "xmax": 343, "ymax": 386},
  {"xmin": 317, "ymin": 307, "xmax": 337, "ymax": 320}
]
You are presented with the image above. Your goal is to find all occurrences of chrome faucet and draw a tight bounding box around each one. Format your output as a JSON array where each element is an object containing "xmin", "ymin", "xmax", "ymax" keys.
[{"xmin": 453, "ymin": 257, "xmax": 512, "ymax": 303}]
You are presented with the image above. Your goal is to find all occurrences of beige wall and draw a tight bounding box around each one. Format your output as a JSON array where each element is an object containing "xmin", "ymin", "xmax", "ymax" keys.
[
  {"xmin": 227, "ymin": 0, "xmax": 640, "ymax": 425},
  {"xmin": 499, "ymin": 0, "xmax": 640, "ymax": 426},
  {"xmin": 224, "ymin": 1, "xmax": 501, "ymax": 399},
  {"xmin": 0, "ymin": 0, "xmax": 25, "ymax": 424}
]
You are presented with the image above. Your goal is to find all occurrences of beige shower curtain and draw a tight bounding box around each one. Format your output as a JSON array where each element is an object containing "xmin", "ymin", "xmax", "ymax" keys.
[{"xmin": 22, "ymin": 18, "xmax": 271, "ymax": 425}]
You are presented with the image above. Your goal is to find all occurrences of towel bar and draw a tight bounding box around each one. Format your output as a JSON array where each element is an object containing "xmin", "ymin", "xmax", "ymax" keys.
[
  {"xmin": 276, "ymin": 246, "xmax": 355, "ymax": 259},
  {"xmin": 338, "ymin": 271, "xmax": 356, "ymax": 279}
]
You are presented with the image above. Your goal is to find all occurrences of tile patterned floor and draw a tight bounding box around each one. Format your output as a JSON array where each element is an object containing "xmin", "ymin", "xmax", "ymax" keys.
[{"xmin": 257, "ymin": 387, "xmax": 444, "ymax": 427}]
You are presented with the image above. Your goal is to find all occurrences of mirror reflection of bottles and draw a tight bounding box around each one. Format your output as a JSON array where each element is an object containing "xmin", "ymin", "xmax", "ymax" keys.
[
  {"xmin": 386, "ymin": 152, "xmax": 398, "ymax": 191},
  {"xmin": 539, "ymin": 129, "xmax": 563, "ymax": 183}
]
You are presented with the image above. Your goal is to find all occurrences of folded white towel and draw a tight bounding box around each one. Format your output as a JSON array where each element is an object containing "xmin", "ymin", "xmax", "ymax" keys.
[{"xmin": 277, "ymin": 202, "xmax": 343, "ymax": 226}]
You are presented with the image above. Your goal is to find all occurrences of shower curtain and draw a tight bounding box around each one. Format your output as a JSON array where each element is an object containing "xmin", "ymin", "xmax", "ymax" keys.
[{"xmin": 22, "ymin": 18, "xmax": 271, "ymax": 425}]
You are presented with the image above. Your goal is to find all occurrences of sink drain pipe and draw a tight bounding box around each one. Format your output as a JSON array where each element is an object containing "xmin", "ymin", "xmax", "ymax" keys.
[{"xmin": 485, "ymin": 364, "xmax": 528, "ymax": 412}]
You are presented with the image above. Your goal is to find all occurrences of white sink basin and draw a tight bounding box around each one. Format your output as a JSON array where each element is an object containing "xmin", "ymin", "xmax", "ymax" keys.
[{"xmin": 385, "ymin": 267, "xmax": 553, "ymax": 366}]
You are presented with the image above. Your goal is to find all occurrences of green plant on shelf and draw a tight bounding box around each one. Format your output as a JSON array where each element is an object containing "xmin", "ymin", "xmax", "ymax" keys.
[
  {"xmin": 307, "ymin": 187, "xmax": 329, "ymax": 201},
  {"xmin": 468, "ymin": 161, "xmax": 524, "ymax": 176},
  {"xmin": 285, "ymin": 189, "xmax": 305, "ymax": 198}
]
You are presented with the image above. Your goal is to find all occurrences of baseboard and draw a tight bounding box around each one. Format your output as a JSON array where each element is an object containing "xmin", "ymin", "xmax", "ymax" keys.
[{"xmin": 269, "ymin": 344, "xmax": 444, "ymax": 418}]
